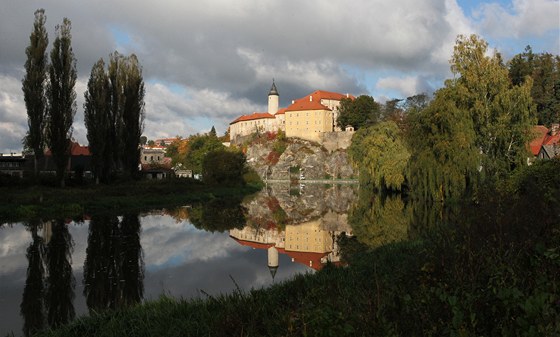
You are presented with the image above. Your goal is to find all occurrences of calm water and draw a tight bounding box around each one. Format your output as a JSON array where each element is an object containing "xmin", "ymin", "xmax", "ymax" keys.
[{"xmin": 0, "ymin": 184, "xmax": 359, "ymax": 336}]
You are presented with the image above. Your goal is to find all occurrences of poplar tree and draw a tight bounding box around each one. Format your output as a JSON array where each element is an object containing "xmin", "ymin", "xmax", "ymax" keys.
[
  {"xmin": 84, "ymin": 59, "xmax": 110, "ymax": 184},
  {"xmin": 46, "ymin": 18, "xmax": 77, "ymax": 188},
  {"xmin": 22, "ymin": 9, "xmax": 49, "ymax": 177},
  {"xmin": 121, "ymin": 54, "xmax": 145, "ymax": 178}
]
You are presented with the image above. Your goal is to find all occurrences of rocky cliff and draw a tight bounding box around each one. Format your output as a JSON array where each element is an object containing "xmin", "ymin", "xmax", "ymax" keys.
[{"xmin": 246, "ymin": 138, "xmax": 356, "ymax": 181}]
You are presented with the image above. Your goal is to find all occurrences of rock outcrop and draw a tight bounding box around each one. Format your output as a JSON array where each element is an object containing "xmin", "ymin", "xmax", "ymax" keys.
[{"xmin": 246, "ymin": 138, "xmax": 355, "ymax": 181}]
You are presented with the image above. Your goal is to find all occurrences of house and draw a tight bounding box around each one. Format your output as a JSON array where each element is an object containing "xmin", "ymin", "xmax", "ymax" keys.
[
  {"xmin": 42, "ymin": 141, "xmax": 92, "ymax": 177},
  {"xmin": 528, "ymin": 123, "xmax": 560, "ymax": 163},
  {"xmin": 140, "ymin": 146, "xmax": 173, "ymax": 179},
  {"xmin": 229, "ymin": 80, "xmax": 354, "ymax": 143},
  {"xmin": 0, "ymin": 153, "xmax": 26, "ymax": 178}
]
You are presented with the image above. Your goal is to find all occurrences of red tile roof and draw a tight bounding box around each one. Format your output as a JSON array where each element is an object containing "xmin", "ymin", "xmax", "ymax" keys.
[
  {"xmin": 285, "ymin": 90, "xmax": 355, "ymax": 112},
  {"xmin": 45, "ymin": 141, "xmax": 91, "ymax": 156},
  {"xmin": 530, "ymin": 126, "xmax": 549, "ymax": 155},
  {"xmin": 231, "ymin": 237, "xmax": 331, "ymax": 271},
  {"xmin": 230, "ymin": 112, "xmax": 275, "ymax": 125},
  {"xmin": 543, "ymin": 132, "xmax": 560, "ymax": 146},
  {"xmin": 275, "ymin": 108, "xmax": 287, "ymax": 115}
]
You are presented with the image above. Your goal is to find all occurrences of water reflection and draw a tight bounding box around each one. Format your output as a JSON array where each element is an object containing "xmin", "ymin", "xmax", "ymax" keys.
[
  {"xmin": 230, "ymin": 184, "xmax": 356, "ymax": 274},
  {"xmin": 44, "ymin": 220, "xmax": 75, "ymax": 329},
  {"xmin": 20, "ymin": 221, "xmax": 46, "ymax": 337},
  {"xmin": 83, "ymin": 214, "xmax": 144, "ymax": 312}
]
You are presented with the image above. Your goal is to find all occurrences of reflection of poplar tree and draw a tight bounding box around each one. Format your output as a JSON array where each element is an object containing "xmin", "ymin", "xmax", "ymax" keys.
[
  {"xmin": 20, "ymin": 221, "xmax": 46, "ymax": 337},
  {"xmin": 83, "ymin": 214, "xmax": 143, "ymax": 312},
  {"xmin": 83, "ymin": 215, "xmax": 119, "ymax": 311},
  {"xmin": 119, "ymin": 214, "xmax": 144, "ymax": 307},
  {"xmin": 45, "ymin": 219, "xmax": 75, "ymax": 328}
]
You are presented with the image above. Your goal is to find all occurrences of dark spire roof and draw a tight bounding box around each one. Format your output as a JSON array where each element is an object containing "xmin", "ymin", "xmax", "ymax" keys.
[{"xmin": 268, "ymin": 79, "xmax": 279, "ymax": 96}]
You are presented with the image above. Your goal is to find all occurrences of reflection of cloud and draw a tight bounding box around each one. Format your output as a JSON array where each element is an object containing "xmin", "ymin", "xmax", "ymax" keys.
[
  {"xmin": 0, "ymin": 225, "xmax": 31, "ymax": 274},
  {"xmin": 140, "ymin": 215, "xmax": 246, "ymax": 270}
]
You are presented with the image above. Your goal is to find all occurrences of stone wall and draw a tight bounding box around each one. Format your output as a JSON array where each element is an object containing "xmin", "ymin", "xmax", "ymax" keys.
[{"xmin": 320, "ymin": 131, "xmax": 354, "ymax": 153}]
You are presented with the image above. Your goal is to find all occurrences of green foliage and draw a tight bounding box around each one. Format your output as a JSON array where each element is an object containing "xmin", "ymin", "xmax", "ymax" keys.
[
  {"xmin": 508, "ymin": 46, "xmax": 560, "ymax": 126},
  {"xmin": 46, "ymin": 18, "xmax": 77, "ymax": 188},
  {"xmin": 189, "ymin": 198, "xmax": 247, "ymax": 232},
  {"xmin": 184, "ymin": 134, "xmax": 224, "ymax": 174},
  {"xmin": 349, "ymin": 188, "xmax": 410, "ymax": 248},
  {"xmin": 201, "ymin": 149, "xmax": 245, "ymax": 186},
  {"xmin": 450, "ymin": 35, "xmax": 536, "ymax": 179},
  {"xmin": 349, "ymin": 121, "xmax": 410, "ymax": 191},
  {"xmin": 407, "ymin": 88, "xmax": 479, "ymax": 201},
  {"xmin": 23, "ymin": 9, "xmax": 49, "ymax": 177},
  {"xmin": 337, "ymin": 95, "xmax": 380, "ymax": 130},
  {"xmin": 84, "ymin": 59, "xmax": 110, "ymax": 183}
]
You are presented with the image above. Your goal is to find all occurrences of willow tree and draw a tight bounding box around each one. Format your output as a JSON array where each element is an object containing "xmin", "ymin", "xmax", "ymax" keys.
[
  {"xmin": 84, "ymin": 59, "xmax": 110, "ymax": 184},
  {"xmin": 22, "ymin": 9, "xmax": 49, "ymax": 177},
  {"xmin": 349, "ymin": 121, "xmax": 410, "ymax": 191},
  {"xmin": 407, "ymin": 88, "xmax": 479, "ymax": 201},
  {"xmin": 46, "ymin": 18, "xmax": 77, "ymax": 188}
]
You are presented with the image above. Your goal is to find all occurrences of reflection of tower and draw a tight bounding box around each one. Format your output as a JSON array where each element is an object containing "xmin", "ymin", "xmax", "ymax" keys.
[{"xmin": 267, "ymin": 246, "xmax": 279, "ymax": 281}]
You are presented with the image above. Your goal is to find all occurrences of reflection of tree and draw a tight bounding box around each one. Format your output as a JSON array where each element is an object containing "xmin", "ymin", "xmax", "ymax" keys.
[
  {"xmin": 45, "ymin": 219, "xmax": 75, "ymax": 328},
  {"xmin": 119, "ymin": 214, "xmax": 144, "ymax": 307},
  {"xmin": 20, "ymin": 221, "xmax": 46, "ymax": 337},
  {"xmin": 349, "ymin": 189, "xmax": 410, "ymax": 248},
  {"xmin": 190, "ymin": 198, "xmax": 247, "ymax": 232},
  {"xmin": 83, "ymin": 214, "xmax": 144, "ymax": 312}
]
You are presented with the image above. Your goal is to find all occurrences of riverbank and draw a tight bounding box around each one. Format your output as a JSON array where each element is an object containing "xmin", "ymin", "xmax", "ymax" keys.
[{"xmin": 0, "ymin": 178, "xmax": 262, "ymax": 223}]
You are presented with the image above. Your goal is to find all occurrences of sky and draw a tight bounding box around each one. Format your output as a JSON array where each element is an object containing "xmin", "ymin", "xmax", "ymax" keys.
[{"xmin": 0, "ymin": 0, "xmax": 558, "ymax": 153}]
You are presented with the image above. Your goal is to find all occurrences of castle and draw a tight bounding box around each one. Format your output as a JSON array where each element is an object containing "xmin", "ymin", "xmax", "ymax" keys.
[{"xmin": 229, "ymin": 81, "xmax": 355, "ymax": 143}]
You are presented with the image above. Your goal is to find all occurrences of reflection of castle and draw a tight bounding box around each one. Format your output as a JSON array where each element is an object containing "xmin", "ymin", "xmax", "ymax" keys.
[{"xmin": 230, "ymin": 220, "xmax": 349, "ymax": 279}]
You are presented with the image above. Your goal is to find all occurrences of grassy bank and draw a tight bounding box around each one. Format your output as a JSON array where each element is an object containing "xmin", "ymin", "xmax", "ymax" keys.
[{"xmin": 0, "ymin": 178, "xmax": 262, "ymax": 222}]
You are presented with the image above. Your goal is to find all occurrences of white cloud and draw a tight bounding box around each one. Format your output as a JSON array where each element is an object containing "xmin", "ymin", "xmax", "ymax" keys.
[
  {"xmin": 473, "ymin": 0, "xmax": 560, "ymax": 38},
  {"xmin": 376, "ymin": 75, "xmax": 433, "ymax": 98}
]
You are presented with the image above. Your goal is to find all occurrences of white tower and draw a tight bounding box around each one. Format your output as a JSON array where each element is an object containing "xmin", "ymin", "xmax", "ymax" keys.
[
  {"xmin": 268, "ymin": 246, "xmax": 279, "ymax": 280},
  {"xmin": 268, "ymin": 80, "xmax": 279, "ymax": 115}
]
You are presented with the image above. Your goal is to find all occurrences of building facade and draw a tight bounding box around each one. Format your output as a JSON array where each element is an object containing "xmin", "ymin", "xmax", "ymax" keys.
[{"xmin": 229, "ymin": 81, "xmax": 353, "ymax": 144}]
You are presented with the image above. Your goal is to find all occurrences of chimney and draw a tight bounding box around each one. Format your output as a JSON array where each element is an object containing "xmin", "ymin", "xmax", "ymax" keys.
[
  {"xmin": 346, "ymin": 93, "xmax": 349, "ymax": 98},
  {"xmin": 309, "ymin": 96, "xmax": 312, "ymax": 102},
  {"xmin": 551, "ymin": 123, "xmax": 559, "ymax": 136},
  {"xmin": 291, "ymin": 100, "xmax": 295, "ymax": 104}
]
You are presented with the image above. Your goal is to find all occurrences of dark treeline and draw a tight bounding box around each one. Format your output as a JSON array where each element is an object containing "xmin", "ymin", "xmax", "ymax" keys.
[{"xmin": 22, "ymin": 9, "xmax": 145, "ymax": 187}]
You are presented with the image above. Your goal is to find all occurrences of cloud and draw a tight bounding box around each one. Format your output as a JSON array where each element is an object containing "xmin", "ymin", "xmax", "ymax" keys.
[
  {"xmin": 376, "ymin": 75, "xmax": 434, "ymax": 98},
  {"xmin": 0, "ymin": 0, "xmax": 556, "ymax": 150},
  {"xmin": 473, "ymin": 0, "xmax": 560, "ymax": 38}
]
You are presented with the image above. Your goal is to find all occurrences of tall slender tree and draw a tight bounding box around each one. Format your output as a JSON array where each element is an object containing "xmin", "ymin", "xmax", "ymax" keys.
[
  {"xmin": 22, "ymin": 9, "xmax": 49, "ymax": 177},
  {"xmin": 84, "ymin": 59, "xmax": 110, "ymax": 184},
  {"xmin": 46, "ymin": 18, "xmax": 76, "ymax": 188},
  {"xmin": 121, "ymin": 55, "xmax": 145, "ymax": 178}
]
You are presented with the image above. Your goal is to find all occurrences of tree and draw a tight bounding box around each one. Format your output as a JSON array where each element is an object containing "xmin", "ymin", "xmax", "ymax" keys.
[
  {"xmin": 349, "ymin": 121, "xmax": 410, "ymax": 191},
  {"xmin": 451, "ymin": 35, "xmax": 535, "ymax": 178},
  {"xmin": 337, "ymin": 95, "xmax": 380, "ymax": 130},
  {"xmin": 46, "ymin": 18, "xmax": 77, "ymax": 188},
  {"xmin": 84, "ymin": 59, "xmax": 110, "ymax": 184},
  {"xmin": 120, "ymin": 54, "xmax": 145, "ymax": 178},
  {"xmin": 407, "ymin": 88, "xmax": 479, "ymax": 201},
  {"xmin": 139, "ymin": 135, "xmax": 147, "ymax": 146},
  {"xmin": 202, "ymin": 149, "xmax": 246, "ymax": 186},
  {"xmin": 209, "ymin": 125, "xmax": 217, "ymax": 138},
  {"xmin": 508, "ymin": 47, "xmax": 560, "ymax": 126},
  {"xmin": 22, "ymin": 9, "xmax": 49, "ymax": 177},
  {"xmin": 184, "ymin": 134, "xmax": 224, "ymax": 174}
]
